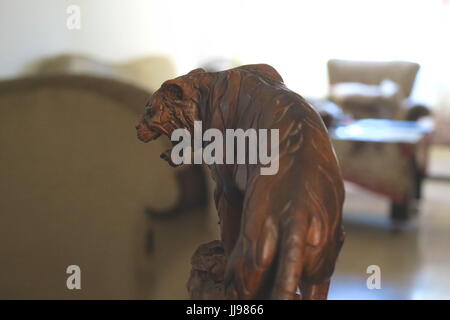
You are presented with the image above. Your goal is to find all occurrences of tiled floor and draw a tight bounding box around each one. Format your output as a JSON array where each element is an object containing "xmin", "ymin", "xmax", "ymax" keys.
[{"xmin": 330, "ymin": 146, "xmax": 450, "ymax": 299}]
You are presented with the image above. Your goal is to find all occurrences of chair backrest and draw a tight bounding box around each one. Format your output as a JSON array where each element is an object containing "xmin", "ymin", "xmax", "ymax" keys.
[
  {"xmin": 31, "ymin": 54, "xmax": 177, "ymax": 93},
  {"xmin": 327, "ymin": 59, "xmax": 420, "ymax": 98}
]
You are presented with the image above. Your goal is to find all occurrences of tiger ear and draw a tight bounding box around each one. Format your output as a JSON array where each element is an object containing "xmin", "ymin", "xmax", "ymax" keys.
[
  {"xmin": 188, "ymin": 68, "xmax": 206, "ymax": 75},
  {"xmin": 161, "ymin": 83, "xmax": 184, "ymax": 100}
]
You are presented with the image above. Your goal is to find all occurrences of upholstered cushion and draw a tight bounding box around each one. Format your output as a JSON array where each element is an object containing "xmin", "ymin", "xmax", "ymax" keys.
[
  {"xmin": 330, "ymin": 80, "xmax": 401, "ymax": 103},
  {"xmin": 329, "ymin": 80, "xmax": 403, "ymax": 119}
]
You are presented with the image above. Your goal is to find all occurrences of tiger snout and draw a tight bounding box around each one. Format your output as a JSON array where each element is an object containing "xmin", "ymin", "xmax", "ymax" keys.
[{"xmin": 135, "ymin": 119, "xmax": 161, "ymax": 143}]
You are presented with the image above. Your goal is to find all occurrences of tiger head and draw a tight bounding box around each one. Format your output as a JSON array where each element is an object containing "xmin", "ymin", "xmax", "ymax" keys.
[{"xmin": 135, "ymin": 68, "xmax": 207, "ymax": 166}]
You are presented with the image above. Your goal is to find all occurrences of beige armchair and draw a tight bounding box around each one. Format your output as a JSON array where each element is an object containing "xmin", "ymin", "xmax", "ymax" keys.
[
  {"xmin": 321, "ymin": 60, "xmax": 436, "ymax": 224},
  {"xmin": 327, "ymin": 59, "xmax": 429, "ymax": 121},
  {"xmin": 0, "ymin": 74, "xmax": 217, "ymax": 299},
  {"xmin": 0, "ymin": 53, "xmax": 221, "ymax": 299}
]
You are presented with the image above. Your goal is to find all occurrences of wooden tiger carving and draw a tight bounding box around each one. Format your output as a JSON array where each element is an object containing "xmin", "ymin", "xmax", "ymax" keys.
[{"xmin": 136, "ymin": 64, "xmax": 345, "ymax": 299}]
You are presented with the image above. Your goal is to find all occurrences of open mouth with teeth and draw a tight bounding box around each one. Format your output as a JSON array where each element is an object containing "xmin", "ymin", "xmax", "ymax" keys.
[
  {"xmin": 136, "ymin": 119, "xmax": 183, "ymax": 168},
  {"xmin": 159, "ymin": 139, "xmax": 182, "ymax": 167}
]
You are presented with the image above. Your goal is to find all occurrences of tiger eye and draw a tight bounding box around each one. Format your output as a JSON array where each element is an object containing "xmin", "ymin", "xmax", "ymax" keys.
[{"xmin": 145, "ymin": 107, "xmax": 155, "ymax": 118}]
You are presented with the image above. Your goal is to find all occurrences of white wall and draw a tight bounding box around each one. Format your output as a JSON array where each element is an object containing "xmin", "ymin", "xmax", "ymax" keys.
[
  {"xmin": 0, "ymin": 0, "xmax": 70, "ymax": 78},
  {"xmin": 66, "ymin": 0, "xmax": 174, "ymax": 62},
  {"xmin": 1, "ymin": 0, "xmax": 450, "ymax": 107}
]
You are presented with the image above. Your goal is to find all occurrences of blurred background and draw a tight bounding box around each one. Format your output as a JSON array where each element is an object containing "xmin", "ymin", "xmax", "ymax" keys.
[{"xmin": 0, "ymin": 0, "xmax": 449, "ymax": 299}]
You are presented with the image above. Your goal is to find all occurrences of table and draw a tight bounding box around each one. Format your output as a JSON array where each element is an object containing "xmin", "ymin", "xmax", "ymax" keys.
[{"xmin": 330, "ymin": 118, "xmax": 434, "ymax": 222}]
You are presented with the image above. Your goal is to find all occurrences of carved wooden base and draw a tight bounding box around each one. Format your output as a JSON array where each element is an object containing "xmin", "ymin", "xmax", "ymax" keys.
[
  {"xmin": 187, "ymin": 240, "xmax": 304, "ymax": 300},
  {"xmin": 187, "ymin": 240, "xmax": 226, "ymax": 300}
]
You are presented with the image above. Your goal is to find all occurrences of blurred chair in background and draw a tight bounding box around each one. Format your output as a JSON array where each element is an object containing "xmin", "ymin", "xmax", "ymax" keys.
[
  {"xmin": 0, "ymin": 54, "xmax": 215, "ymax": 299},
  {"xmin": 310, "ymin": 60, "xmax": 435, "ymax": 224},
  {"xmin": 0, "ymin": 75, "xmax": 167, "ymax": 298},
  {"xmin": 327, "ymin": 59, "xmax": 430, "ymax": 121}
]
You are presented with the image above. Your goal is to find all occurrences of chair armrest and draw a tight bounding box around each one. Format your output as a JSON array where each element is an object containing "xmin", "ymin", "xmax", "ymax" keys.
[{"xmin": 403, "ymin": 100, "xmax": 432, "ymax": 121}]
